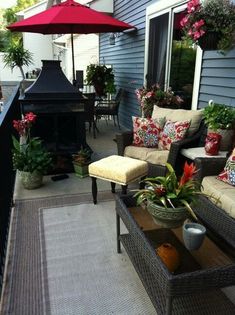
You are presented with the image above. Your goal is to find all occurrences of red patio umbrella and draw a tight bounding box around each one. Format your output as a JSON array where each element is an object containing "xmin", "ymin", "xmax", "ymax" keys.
[{"xmin": 7, "ymin": 0, "xmax": 134, "ymax": 83}]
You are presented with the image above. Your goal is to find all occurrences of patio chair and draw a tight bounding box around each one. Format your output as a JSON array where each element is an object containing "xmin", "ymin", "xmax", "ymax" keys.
[
  {"xmin": 83, "ymin": 92, "xmax": 98, "ymax": 138},
  {"xmin": 116, "ymin": 107, "xmax": 206, "ymax": 177},
  {"xmin": 95, "ymin": 88, "xmax": 124, "ymax": 129}
]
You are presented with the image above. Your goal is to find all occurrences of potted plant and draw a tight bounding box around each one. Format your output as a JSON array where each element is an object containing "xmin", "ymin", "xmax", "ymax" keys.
[
  {"xmin": 203, "ymin": 100, "xmax": 235, "ymax": 151},
  {"xmin": 134, "ymin": 162, "xmax": 201, "ymax": 228},
  {"xmin": 180, "ymin": 0, "xmax": 235, "ymax": 51},
  {"xmin": 72, "ymin": 147, "xmax": 92, "ymax": 178},
  {"xmin": 86, "ymin": 64, "xmax": 116, "ymax": 97},
  {"xmin": 3, "ymin": 40, "xmax": 34, "ymax": 79},
  {"xmin": 135, "ymin": 83, "xmax": 184, "ymax": 117},
  {"xmin": 12, "ymin": 112, "xmax": 52, "ymax": 189}
]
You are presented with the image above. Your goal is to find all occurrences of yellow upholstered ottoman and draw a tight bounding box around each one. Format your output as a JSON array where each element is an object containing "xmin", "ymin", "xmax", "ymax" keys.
[{"xmin": 89, "ymin": 155, "xmax": 148, "ymax": 204}]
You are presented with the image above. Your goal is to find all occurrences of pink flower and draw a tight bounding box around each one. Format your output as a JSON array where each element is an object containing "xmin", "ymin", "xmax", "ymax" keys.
[
  {"xmin": 193, "ymin": 19, "xmax": 205, "ymax": 29},
  {"xmin": 25, "ymin": 112, "xmax": 37, "ymax": 123},
  {"xmin": 193, "ymin": 29, "xmax": 205, "ymax": 40},
  {"xmin": 187, "ymin": 0, "xmax": 200, "ymax": 13},
  {"xmin": 180, "ymin": 16, "xmax": 189, "ymax": 27}
]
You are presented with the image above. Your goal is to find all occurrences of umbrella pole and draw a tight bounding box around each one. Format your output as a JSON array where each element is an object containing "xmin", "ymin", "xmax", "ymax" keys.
[{"xmin": 71, "ymin": 33, "xmax": 76, "ymax": 86}]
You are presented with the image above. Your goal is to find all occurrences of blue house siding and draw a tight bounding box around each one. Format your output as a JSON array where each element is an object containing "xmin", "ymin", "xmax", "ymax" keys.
[
  {"xmin": 198, "ymin": 49, "xmax": 235, "ymax": 108},
  {"xmin": 100, "ymin": 0, "xmax": 235, "ymax": 129},
  {"xmin": 100, "ymin": 0, "xmax": 152, "ymax": 129}
]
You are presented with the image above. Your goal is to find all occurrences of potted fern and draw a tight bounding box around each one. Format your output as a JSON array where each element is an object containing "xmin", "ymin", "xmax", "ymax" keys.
[{"xmin": 72, "ymin": 147, "xmax": 92, "ymax": 178}]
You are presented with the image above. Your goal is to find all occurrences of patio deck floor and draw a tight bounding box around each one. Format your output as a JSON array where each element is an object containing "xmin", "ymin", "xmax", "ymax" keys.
[{"xmin": 1, "ymin": 119, "xmax": 235, "ymax": 314}]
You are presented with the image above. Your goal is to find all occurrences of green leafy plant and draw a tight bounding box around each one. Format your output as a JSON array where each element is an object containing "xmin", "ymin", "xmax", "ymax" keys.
[
  {"xmin": 3, "ymin": 40, "xmax": 33, "ymax": 79},
  {"xmin": 180, "ymin": 0, "xmax": 235, "ymax": 51},
  {"xmin": 86, "ymin": 64, "xmax": 116, "ymax": 96},
  {"xmin": 203, "ymin": 101, "xmax": 235, "ymax": 131},
  {"xmin": 134, "ymin": 162, "xmax": 202, "ymax": 220},
  {"xmin": 72, "ymin": 147, "xmax": 91, "ymax": 166},
  {"xmin": 12, "ymin": 112, "xmax": 52, "ymax": 173}
]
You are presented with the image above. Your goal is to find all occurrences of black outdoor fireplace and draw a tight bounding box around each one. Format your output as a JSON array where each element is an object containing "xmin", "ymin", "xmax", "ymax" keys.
[{"xmin": 19, "ymin": 60, "xmax": 88, "ymax": 154}]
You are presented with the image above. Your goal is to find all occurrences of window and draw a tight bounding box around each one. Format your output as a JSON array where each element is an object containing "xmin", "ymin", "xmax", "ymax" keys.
[{"xmin": 145, "ymin": 0, "xmax": 201, "ymax": 109}]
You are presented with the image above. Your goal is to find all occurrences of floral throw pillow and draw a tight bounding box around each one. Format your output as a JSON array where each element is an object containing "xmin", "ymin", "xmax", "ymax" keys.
[
  {"xmin": 158, "ymin": 120, "xmax": 191, "ymax": 150},
  {"xmin": 217, "ymin": 148, "xmax": 235, "ymax": 186},
  {"xmin": 132, "ymin": 116, "xmax": 165, "ymax": 148}
]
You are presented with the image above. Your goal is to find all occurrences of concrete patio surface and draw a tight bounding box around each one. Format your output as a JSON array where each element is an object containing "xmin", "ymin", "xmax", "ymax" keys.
[{"xmin": 14, "ymin": 118, "xmax": 126, "ymax": 200}]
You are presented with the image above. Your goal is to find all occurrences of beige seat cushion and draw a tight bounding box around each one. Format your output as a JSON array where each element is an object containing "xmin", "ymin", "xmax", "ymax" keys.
[
  {"xmin": 152, "ymin": 105, "xmax": 203, "ymax": 136},
  {"xmin": 124, "ymin": 145, "xmax": 169, "ymax": 165},
  {"xmin": 202, "ymin": 176, "xmax": 235, "ymax": 218},
  {"xmin": 89, "ymin": 155, "xmax": 148, "ymax": 185}
]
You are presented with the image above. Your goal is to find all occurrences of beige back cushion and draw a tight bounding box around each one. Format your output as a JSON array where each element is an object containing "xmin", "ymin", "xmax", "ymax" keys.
[
  {"xmin": 202, "ymin": 176, "xmax": 235, "ymax": 219},
  {"xmin": 152, "ymin": 105, "xmax": 203, "ymax": 136},
  {"xmin": 124, "ymin": 146, "xmax": 169, "ymax": 165}
]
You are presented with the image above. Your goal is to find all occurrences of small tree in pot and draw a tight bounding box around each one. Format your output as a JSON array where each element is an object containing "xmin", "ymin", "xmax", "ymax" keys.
[{"xmin": 3, "ymin": 40, "xmax": 33, "ymax": 79}]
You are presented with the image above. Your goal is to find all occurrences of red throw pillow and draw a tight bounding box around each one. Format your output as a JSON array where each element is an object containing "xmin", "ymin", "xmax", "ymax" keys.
[
  {"xmin": 158, "ymin": 120, "xmax": 190, "ymax": 150},
  {"xmin": 132, "ymin": 116, "xmax": 165, "ymax": 148},
  {"xmin": 217, "ymin": 148, "xmax": 235, "ymax": 186}
]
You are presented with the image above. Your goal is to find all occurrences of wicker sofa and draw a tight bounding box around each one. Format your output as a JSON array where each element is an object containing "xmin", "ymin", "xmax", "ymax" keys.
[
  {"xmin": 193, "ymin": 157, "xmax": 235, "ymax": 250},
  {"xmin": 116, "ymin": 106, "xmax": 206, "ymax": 176}
]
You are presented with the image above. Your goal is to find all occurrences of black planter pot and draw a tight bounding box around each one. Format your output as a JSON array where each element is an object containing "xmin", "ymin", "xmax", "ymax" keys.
[{"xmin": 197, "ymin": 31, "xmax": 220, "ymax": 50}]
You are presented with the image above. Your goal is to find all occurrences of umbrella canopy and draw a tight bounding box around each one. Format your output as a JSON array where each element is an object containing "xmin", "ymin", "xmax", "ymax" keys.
[{"xmin": 7, "ymin": 0, "xmax": 134, "ymax": 82}]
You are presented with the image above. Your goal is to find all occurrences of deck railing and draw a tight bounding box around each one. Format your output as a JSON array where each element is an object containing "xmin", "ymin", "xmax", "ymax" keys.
[{"xmin": 0, "ymin": 85, "xmax": 21, "ymax": 293}]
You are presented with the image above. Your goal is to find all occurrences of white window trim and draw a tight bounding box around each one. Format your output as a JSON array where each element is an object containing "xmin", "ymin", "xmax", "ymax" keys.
[{"xmin": 144, "ymin": 0, "xmax": 202, "ymax": 110}]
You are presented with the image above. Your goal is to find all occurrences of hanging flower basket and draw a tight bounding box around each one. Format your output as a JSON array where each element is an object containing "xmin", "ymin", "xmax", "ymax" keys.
[{"xmin": 197, "ymin": 31, "xmax": 220, "ymax": 50}]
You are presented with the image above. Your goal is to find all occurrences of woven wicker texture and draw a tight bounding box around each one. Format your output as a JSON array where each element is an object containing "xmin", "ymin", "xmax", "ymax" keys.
[{"xmin": 116, "ymin": 194, "xmax": 235, "ymax": 315}]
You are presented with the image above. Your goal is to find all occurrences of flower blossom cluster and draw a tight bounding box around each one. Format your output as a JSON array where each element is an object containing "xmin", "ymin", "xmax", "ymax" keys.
[
  {"xmin": 180, "ymin": 0, "xmax": 235, "ymax": 51},
  {"xmin": 135, "ymin": 84, "xmax": 183, "ymax": 117},
  {"xmin": 180, "ymin": 0, "xmax": 205, "ymax": 41},
  {"xmin": 13, "ymin": 112, "xmax": 37, "ymax": 136}
]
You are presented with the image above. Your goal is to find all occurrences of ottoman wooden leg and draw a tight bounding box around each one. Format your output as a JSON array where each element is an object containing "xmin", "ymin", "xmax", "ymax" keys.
[
  {"xmin": 121, "ymin": 185, "xmax": 128, "ymax": 194},
  {"xmin": 111, "ymin": 182, "xmax": 116, "ymax": 193},
  {"xmin": 91, "ymin": 177, "xmax": 97, "ymax": 204}
]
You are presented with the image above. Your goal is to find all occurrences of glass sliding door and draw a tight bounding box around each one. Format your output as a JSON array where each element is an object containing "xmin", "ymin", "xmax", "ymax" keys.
[
  {"xmin": 169, "ymin": 9, "xmax": 197, "ymax": 109},
  {"xmin": 145, "ymin": 1, "xmax": 198, "ymax": 109},
  {"xmin": 147, "ymin": 13, "xmax": 169, "ymax": 87}
]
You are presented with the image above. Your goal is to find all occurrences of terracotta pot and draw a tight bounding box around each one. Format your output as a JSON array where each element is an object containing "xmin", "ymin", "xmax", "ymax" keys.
[
  {"xmin": 156, "ymin": 243, "xmax": 180, "ymax": 272},
  {"xmin": 147, "ymin": 200, "xmax": 189, "ymax": 229},
  {"xmin": 19, "ymin": 171, "xmax": 43, "ymax": 189}
]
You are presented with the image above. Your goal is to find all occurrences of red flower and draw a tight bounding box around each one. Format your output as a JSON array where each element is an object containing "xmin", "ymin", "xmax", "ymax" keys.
[
  {"xmin": 25, "ymin": 112, "xmax": 37, "ymax": 123},
  {"xmin": 13, "ymin": 112, "xmax": 37, "ymax": 136},
  {"xmin": 155, "ymin": 187, "xmax": 166, "ymax": 196},
  {"xmin": 179, "ymin": 161, "xmax": 197, "ymax": 186}
]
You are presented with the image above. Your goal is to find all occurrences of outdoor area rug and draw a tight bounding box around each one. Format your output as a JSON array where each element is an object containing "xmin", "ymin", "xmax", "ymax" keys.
[{"xmin": 0, "ymin": 192, "xmax": 156, "ymax": 315}]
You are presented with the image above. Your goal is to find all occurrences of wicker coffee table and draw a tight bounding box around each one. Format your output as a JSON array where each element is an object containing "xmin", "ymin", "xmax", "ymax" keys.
[{"xmin": 115, "ymin": 194, "xmax": 235, "ymax": 315}]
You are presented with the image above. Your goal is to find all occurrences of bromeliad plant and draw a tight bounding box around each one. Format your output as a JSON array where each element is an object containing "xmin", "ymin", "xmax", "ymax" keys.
[
  {"xmin": 135, "ymin": 83, "xmax": 184, "ymax": 117},
  {"xmin": 12, "ymin": 112, "xmax": 52, "ymax": 173},
  {"xmin": 134, "ymin": 162, "xmax": 201, "ymax": 220}
]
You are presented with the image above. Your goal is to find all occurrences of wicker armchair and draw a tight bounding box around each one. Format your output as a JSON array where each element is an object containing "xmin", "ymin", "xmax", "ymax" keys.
[
  {"xmin": 193, "ymin": 157, "xmax": 235, "ymax": 251},
  {"xmin": 116, "ymin": 120, "xmax": 206, "ymax": 177}
]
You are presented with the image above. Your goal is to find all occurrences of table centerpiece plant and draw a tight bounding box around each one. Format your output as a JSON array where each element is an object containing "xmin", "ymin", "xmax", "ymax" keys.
[
  {"xmin": 180, "ymin": 0, "xmax": 235, "ymax": 51},
  {"xmin": 12, "ymin": 112, "xmax": 52, "ymax": 189},
  {"xmin": 72, "ymin": 146, "xmax": 92, "ymax": 178},
  {"xmin": 134, "ymin": 162, "xmax": 201, "ymax": 228},
  {"xmin": 135, "ymin": 83, "xmax": 184, "ymax": 118},
  {"xmin": 86, "ymin": 64, "xmax": 116, "ymax": 97}
]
